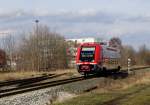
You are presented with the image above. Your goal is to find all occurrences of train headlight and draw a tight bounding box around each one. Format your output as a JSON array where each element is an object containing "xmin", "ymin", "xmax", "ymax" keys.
[{"xmin": 91, "ymin": 60, "xmax": 94, "ymax": 62}]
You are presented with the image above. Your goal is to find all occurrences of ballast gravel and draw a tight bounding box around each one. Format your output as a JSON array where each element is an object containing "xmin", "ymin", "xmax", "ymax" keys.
[
  {"xmin": 0, "ymin": 86, "xmax": 64, "ymax": 105},
  {"xmin": 0, "ymin": 77, "xmax": 113, "ymax": 105}
]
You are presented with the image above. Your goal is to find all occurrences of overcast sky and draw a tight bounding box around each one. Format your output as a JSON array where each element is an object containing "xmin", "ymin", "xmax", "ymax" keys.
[{"xmin": 0, "ymin": 0, "xmax": 150, "ymax": 49}]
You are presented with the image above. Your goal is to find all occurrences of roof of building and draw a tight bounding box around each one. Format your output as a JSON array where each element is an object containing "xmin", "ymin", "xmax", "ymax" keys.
[{"xmin": 66, "ymin": 37, "xmax": 103, "ymax": 43}]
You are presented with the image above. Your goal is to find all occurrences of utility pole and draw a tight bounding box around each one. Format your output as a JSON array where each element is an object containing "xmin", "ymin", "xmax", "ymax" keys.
[{"xmin": 35, "ymin": 19, "xmax": 40, "ymax": 71}]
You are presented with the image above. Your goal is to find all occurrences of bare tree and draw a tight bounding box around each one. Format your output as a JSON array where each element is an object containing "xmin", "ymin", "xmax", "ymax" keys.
[
  {"xmin": 109, "ymin": 37, "xmax": 122, "ymax": 48},
  {"xmin": 18, "ymin": 25, "xmax": 68, "ymax": 71},
  {"xmin": 1, "ymin": 34, "xmax": 16, "ymax": 70},
  {"xmin": 137, "ymin": 45, "xmax": 150, "ymax": 65},
  {"xmin": 121, "ymin": 45, "xmax": 137, "ymax": 66}
]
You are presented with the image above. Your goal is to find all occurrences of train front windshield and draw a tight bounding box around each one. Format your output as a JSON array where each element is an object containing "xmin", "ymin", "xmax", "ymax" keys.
[{"xmin": 80, "ymin": 47, "xmax": 95, "ymax": 62}]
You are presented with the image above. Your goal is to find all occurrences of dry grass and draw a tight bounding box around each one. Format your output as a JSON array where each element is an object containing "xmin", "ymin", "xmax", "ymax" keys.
[
  {"xmin": 0, "ymin": 71, "xmax": 50, "ymax": 81},
  {"xmin": 50, "ymin": 69, "xmax": 80, "ymax": 78},
  {"xmin": 96, "ymin": 70, "xmax": 150, "ymax": 93},
  {"xmin": 53, "ymin": 69, "xmax": 150, "ymax": 105},
  {"xmin": 118, "ymin": 71, "xmax": 150, "ymax": 89},
  {"xmin": 50, "ymin": 69, "xmax": 78, "ymax": 75},
  {"xmin": 0, "ymin": 69, "xmax": 79, "ymax": 82}
]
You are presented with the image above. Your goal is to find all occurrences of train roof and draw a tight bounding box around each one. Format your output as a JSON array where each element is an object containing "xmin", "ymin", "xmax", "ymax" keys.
[{"xmin": 79, "ymin": 42, "xmax": 120, "ymax": 52}]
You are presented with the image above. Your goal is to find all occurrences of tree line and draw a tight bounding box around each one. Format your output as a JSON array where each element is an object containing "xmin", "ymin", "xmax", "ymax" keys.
[
  {"xmin": 0, "ymin": 26, "xmax": 150, "ymax": 71},
  {"xmin": 109, "ymin": 37, "xmax": 150, "ymax": 66},
  {"xmin": 0, "ymin": 25, "xmax": 69, "ymax": 71}
]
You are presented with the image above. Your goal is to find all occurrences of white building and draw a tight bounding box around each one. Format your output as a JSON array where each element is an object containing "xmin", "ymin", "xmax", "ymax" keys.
[{"xmin": 66, "ymin": 37, "xmax": 103, "ymax": 44}]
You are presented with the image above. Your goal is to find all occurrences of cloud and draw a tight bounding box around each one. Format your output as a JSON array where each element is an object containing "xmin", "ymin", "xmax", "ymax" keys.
[
  {"xmin": 0, "ymin": 10, "xmax": 27, "ymax": 19},
  {"xmin": 1, "ymin": 9, "xmax": 150, "ymax": 25},
  {"xmin": 0, "ymin": 9, "xmax": 150, "ymax": 49},
  {"xmin": 121, "ymin": 32, "xmax": 150, "ymax": 50},
  {"xmin": 4, "ymin": 9, "xmax": 116, "ymax": 24},
  {"xmin": 0, "ymin": 29, "xmax": 15, "ymax": 37}
]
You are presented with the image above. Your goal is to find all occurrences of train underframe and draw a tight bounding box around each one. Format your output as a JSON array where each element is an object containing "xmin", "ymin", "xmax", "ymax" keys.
[{"xmin": 76, "ymin": 64, "xmax": 121, "ymax": 77}]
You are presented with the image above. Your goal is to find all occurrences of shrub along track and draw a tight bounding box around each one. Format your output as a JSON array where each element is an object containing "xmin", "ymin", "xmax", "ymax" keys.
[{"xmin": 0, "ymin": 66, "xmax": 149, "ymax": 99}]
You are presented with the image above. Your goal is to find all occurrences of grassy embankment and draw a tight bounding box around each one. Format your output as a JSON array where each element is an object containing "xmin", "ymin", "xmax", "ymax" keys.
[
  {"xmin": 53, "ymin": 68, "xmax": 150, "ymax": 105},
  {"xmin": 0, "ymin": 65, "xmax": 148, "ymax": 81},
  {"xmin": 54, "ymin": 85, "xmax": 150, "ymax": 105},
  {"xmin": 0, "ymin": 69, "xmax": 78, "ymax": 81}
]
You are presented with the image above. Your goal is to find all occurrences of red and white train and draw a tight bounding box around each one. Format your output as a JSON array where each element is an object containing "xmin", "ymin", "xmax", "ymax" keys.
[{"xmin": 76, "ymin": 42, "xmax": 121, "ymax": 76}]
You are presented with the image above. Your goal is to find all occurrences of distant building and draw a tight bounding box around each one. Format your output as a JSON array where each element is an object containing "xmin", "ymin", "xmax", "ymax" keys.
[{"xmin": 66, "ymin": 37, "xmax": 103, "ymax": 44}]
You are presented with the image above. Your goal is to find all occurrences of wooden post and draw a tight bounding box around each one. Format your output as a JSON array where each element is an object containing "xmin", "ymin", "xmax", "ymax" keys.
[{"xmin": 128, "ymin": 58, "xmax": 131, "ymax": 73}]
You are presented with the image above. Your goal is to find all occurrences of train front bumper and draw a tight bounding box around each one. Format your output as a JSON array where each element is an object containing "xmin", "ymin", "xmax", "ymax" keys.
[{"xmin": 76, "ymin": 64, "xmax": 99, "ymax": 74}]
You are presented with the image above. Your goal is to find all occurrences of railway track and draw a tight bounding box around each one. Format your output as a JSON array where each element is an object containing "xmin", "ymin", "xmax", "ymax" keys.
[
  {"xmin": 0, "ymin": 66, "xmax": 149, "ymax": 98},
  {"xmin": 0, "ymin": 73, "xmax": 66, "ymax": 87},
  {"xmin": 0, "ymin": 76, "xmax": 86, "ymax": 98},
  {"xmin": 124, "ymin": 66, "xmax": 150, "ymax": 71}
]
